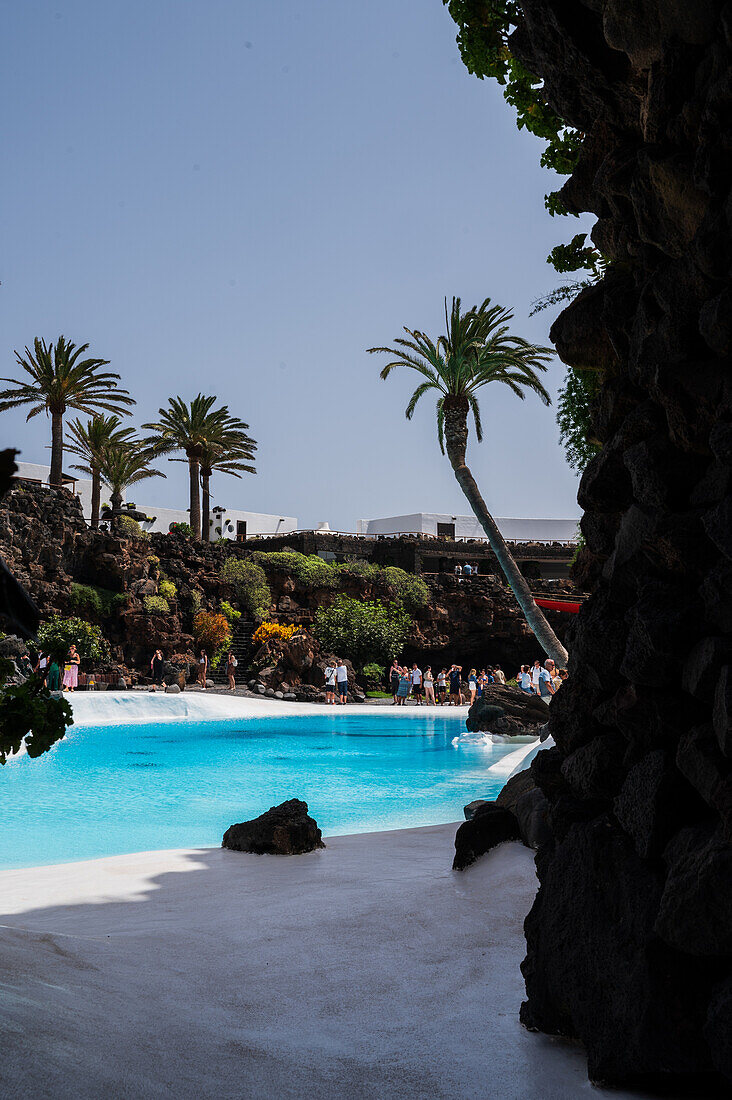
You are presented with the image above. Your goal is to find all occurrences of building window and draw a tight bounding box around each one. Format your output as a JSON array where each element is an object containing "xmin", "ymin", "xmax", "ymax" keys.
[
  {"xmin": 437, "ymin": 522, "xmax": 455, "ymax": 539},
  {"xmin": 236, "ymin": 521, "xmax": 247, "ymax": 543}
]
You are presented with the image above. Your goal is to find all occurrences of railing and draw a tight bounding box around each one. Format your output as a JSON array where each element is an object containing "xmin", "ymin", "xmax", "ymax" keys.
[{"xmin": 246, "ymin": 529, "xmax": 578, "ymax": 547}]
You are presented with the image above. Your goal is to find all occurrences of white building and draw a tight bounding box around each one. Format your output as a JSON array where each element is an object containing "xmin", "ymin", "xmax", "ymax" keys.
[
  {"xmin": 356, "ymin": 512, "xmax": 579, "ymax": 544},
  {"xmin": 13, "ymin": 461, "xmax": 297, "ymax": 540}
]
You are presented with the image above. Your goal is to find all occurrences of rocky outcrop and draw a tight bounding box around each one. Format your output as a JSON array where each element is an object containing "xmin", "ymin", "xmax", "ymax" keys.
[
  {"xmin": 457, "ymin": 768, "xmax": 551, "ymax": 863},
  {"xmin": 222, "ymin": 799, "xmax": 325, "ymax": 855},
  {"xmin": 453, "ymin": 803, "xmax": 521, "ymax": 870},
  {"xmin": 499, "ymin": 0, "xmax": 732, "ymax": 1090},
  {"xmin": 0, "ymin": 482, "xmax": 575, "ymax": 683},
  {"xmin": 466, "ymin": 686, "xmax": 550, "ymax": 736}
]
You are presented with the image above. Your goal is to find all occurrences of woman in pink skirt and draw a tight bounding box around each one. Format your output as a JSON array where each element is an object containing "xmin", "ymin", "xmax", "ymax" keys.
[{"xmin": 62, "ymin": 644, "xmax": 81, "ymax": 691}]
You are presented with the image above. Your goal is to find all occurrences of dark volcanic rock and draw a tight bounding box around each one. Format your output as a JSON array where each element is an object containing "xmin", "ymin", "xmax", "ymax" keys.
[
  {"xmin": 500, "ymin": 0, "xmax": 732, "ymax": 1088},
  {"xmin": 452, "ymin": 803, "xmax": 520, "ymax": 870},
  {"xmin": 466, "ymin": 687, "xmax": 550, "ymax": 736},
  {"xmin": 222, "ymin": 799, "xmax": 325, "ymax": 855}
]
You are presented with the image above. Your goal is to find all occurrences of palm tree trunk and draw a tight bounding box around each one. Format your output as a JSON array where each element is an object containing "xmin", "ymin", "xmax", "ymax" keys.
[
  {"xmin": 201, "ymin": 468, "xmax": 211, "ymax": 543},
  {"xmin": 90, "ymin": 468, "xmax": 101, "ymax": 528},
  {"xmin": 188, "ymin": 455, "xmax": 201, "ymax": 539},
  {"xmin": 50, "ymin": 411, "xmax": 64, "ymax": 488},
  {"xmin": 443, "ymin": 398, "xmax": 569, "ymax": 666}
]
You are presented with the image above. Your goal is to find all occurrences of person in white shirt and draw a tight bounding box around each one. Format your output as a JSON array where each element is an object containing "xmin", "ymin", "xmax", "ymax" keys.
[
  {"xmin": 517, "ymin": 665, "xmax": 533, "ymax": 693},
  {"xmin": 335, "ymin": 658, "xmax": 349, "ymax": 704},
  {"xmin": 531, "ymin": 660, "xmax": 542, "ymax": 692},
  {"xmin": 324, "ymin": 662, "xmax": 337, "ymax": 705},
  {"xmin": 410, "ymin": 663, "xmax": 423, "ymax": 704},
  {"xmin": 493, "ymin": 665, "xmax": 506, "ymax": 685}
]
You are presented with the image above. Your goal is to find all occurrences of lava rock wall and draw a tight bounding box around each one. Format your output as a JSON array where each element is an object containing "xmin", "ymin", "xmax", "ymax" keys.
[{"xmin": 514, "ymin": 0, "xmax": 732, "ymax": 1089}]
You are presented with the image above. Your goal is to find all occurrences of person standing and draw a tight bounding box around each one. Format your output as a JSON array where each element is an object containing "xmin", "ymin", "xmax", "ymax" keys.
[
  {"xmin": 411, "ymin": 662, "xmax": 423, "ymax": 705},
  {"xmin": 226, "ymin": 651, "xmax": 238, "ymax": 692},
  {"xmin": 462, "ymin": 562, "xmax": 472, "ymax": 577},
  {"xmin": 531, "ymin": 659, "xmax": 543, "ymax": 695},
  {"xmin": 448, "ymin": 664, "xmax": 462, "ymax": 705},
  {"xmin": 436, "ymin": 669, "xmax": 447, "ymax": 704},
  {"xmin": 336, "ymin": 658, "xmax": 349, "ymax": 704},
  {"xmin": 47, "ymin": 656, "xmax": 61, "ymax": 692},
  {"xmin": 396, "ymin": 667, "xmax": 410, "ymax": 705},
  {"xmin": 62, "ymin": 644, "xmax": 80, "ymax": 692},
  {"xmin": 389, "ymin": 659, "xmax": 400, "ymax": 705},
  {"xmin": 150, "ymin": 648, "xmax": 165, "ymax": 692},
  {"xmin": 468, "ymin": 669, "xmax": 478, "ymax": 705},
  {"xmin": 518, "ymin": 665, "xmax": 533, "ymax": 693},
  {"xmin": 197, "ymin": 649, "xmax": 208, "ymax": 689},
  {"xmin": 538, "ymin": 662, "xmax": 556, "ymax": 700},
  {"xmin": 324, "ymin": 661, "xmax": 337, "ymax": 705},
  {"xmin": 493, "ymin": 664, "xmax": 506, "ymax": 685},
  {"xmin": 423, "ymin": 666, "xmax": 435, "ymax": 705}
]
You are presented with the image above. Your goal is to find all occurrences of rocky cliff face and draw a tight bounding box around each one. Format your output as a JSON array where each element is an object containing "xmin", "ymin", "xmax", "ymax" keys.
[
  {"xmin": 510, "ymin": 1, "xmax": 732, "ymax": 1089},
  {"xmin": 0, "ymin": 483, "xmax": 571, "ymax": 680}
]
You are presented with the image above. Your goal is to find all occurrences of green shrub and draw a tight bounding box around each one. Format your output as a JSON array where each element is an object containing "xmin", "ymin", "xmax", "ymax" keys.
[
  {"xmin": 158, "ymin": 579, "xmax": 177, "ymax": 601},
  {"xmin": 220, "ymin": 600, "xmax": 241, "ymax": 623},
  {"xmin": 143, "ymin": 595, "xmax": 170, "ymax": 614},
  {"xmin": 189, "ymin": 589, "xmax": 203, "ymax": 613},
  {"xmin": 252, "ymin": 550, "xmax": 336, "ymax": 589},
  {"xmin": 380, "ymin": 567, "xmax": 429, "ymax": 612},
  {"xmin": 69, "ymin": 583, "xmax": 127, "ymax": 617},
  {"xmin": 314, "ymin": 597, "xmax": 410, "ymax": 670},
  {"xmin": 335, "ymin": 560, "xmax": 380, "ymax": 583},
  {"xmin": 221, "ymin": 558, "xmax": 271, "ymax": 618},
  {"xmin": 37, "ymin": 616, "xmax": 108, "ymax": 663},
  {"xmin": 169, "ymin": 521, "xmax": 192, "ymax": 537},
  {"xmin": 116, "ymin": 514, "xmax": 147, "ymax": 539}
]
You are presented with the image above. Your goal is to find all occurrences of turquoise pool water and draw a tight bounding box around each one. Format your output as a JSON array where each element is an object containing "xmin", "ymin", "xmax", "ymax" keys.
[{"xmin": 0, "ymin": 712, "xmax": 519, "ymax": 869}]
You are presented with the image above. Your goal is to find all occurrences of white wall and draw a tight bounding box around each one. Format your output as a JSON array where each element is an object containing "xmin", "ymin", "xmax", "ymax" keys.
[
  {"xmin": 14, "ymin": 461, "xmax": 296, "ymax": 538},
  {"xmin": 357, "ymin": 512, "xmax": 579, "ymax": 543},
  {"xmin": 14, "ymin": 461, "xmax": 115, "ymax": 521}
]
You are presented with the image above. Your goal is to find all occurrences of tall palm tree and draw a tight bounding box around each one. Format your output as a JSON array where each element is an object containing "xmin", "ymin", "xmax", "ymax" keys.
[
  {"xmin": 97, "ymin": 440, "xmax": 164, "ymax": 521},
  {"xmin": 142, "ymin": 395, "xmax": 238, "ymax": 540},
  {"xmin": 0, "ymin": 337, "xmax": 135, "ymax": 488},
  {"xmin": 368, "ymin": 296, "xmax": 568, "ymax": 665},
  {"xmin": 199, "ymin": 421, "xmax": 257, "ymax": 542},
  {"xmin": 66, "ymin": 414, "xmax": 137, "ymax": 528}
]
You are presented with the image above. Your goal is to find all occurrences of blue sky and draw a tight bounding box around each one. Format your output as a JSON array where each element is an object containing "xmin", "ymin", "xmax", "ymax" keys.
[{"xmin": 2, "ymin": 0, "xmax": 590, "ymax": 529}]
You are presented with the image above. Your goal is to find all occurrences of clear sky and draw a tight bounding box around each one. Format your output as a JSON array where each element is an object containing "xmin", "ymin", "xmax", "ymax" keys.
[{"xmin": 2, "ymin": 0, "xmax": 590, "ymax": 530}]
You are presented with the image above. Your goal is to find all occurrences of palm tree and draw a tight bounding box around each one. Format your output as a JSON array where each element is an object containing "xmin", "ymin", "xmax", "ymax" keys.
[
  {"xmin": 0, "ymin": 337, "xmax": 135, "ymax": 489},
  {"xmin": 97, "ymin": 440, "xmax": 164, "ymax": 522},
  {"xmin": 66, "ymin": 415, "xmax": 137, "ymax": 528},
  {"xmin": 199, "ymin": 421, "xmax": 257, "ymax": 542},
  {"xmin": 142, "ymin": 395, "xmax": 239, "ymax": 540},
  {"xmin": 368, "ymin": 296, "xmax": 568, "ymax": 665}
]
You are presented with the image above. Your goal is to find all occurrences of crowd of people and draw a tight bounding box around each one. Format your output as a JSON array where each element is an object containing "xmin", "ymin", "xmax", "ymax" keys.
[
  {"xmin": 385, "ymin": 657, "xmax": 567, "ymax": 706},
  {"xmin": 32, "ymin": 646, "xmax": 81, "ymax": 692}
]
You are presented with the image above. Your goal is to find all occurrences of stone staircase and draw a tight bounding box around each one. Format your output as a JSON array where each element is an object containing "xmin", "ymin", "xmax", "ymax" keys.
[{"xmin": 211, "ymin": 620, "xmax": 255, "ymax": 683}]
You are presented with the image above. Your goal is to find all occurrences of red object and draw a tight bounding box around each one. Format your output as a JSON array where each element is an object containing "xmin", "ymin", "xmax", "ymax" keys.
[{"xmin": 534, "ymin": 597, "xmax": 582, "ymax": 614}]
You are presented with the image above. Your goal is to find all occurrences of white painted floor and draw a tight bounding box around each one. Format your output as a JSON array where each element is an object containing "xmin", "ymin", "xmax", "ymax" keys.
[{"xmin": 0, "ymin": 825, "xmax": 647, "ymax": 1099}]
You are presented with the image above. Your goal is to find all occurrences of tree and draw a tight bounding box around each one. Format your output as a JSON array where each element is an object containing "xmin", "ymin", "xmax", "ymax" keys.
[
  {"xmin": 97, "ymin": 440, "xmax": 164, "ymax": 521},
  {"xmin": 142, "ymin": 395, "xmax": 234, "ymax": 540},
  {"xmin": 0, "ymin": 666, "xmax": 73, "ymax": 765},
  {"xmin": 66, "ymin": 414, "xmax": 137, "ymax": 528},
  {"xmin": 0, "ymin": 337, "xmax": 134, "ymax": 488},
  {"xmin": 368, "ymin": 296, "xmax": 568, "ymax": 665},
  {"xmin": 198, "ymin": 419, "xmax": 256, "ymax": 543},
  {"xmin": 314, "ymin": 597, "xmax": 411, "ymax": 670},
  {"xmin": 37, "ymin": 615, "xmax": 108, "ymax": 663}
]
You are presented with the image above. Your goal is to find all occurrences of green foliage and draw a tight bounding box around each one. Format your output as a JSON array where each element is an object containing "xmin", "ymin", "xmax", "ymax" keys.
[
  {"xmin": 0, "ymin": 673, "xmax": 73, "ymax": 765},
  {"xmin": 362, "ymin": 661, "xmax": 386, "ymax": 687},
  {"xmin": 69, "ymin": 582, "xmax": 127, "ymax": 617},
  {"xmin": 193, "ymin": 611, "xmax": 232, "ymax": 668},
  {"xmin": 189, "ymin": 589, "xmax": 203, "ymax": 613},
  {"xmin": 158, "ymin": 578, "xmax": 177, "ymax": 601},
  {"xmin": 556, "ymin": 367, "xmax": 602, "ymax": 472},
  {"xmin": 570, "ymin": 523, "xmax": 586, "ymax": 566},
  {"xmin": 529, "ymin": 280, "xmax": 592, "ymax": 316},
  {"xmin": 314, "ymin": 597, "xmax": 411, "ymax": 670},
  {"xmin": 116, "ymin": 514, "xmax": 147, "ymax": 539},
  {"xmin": 37, "ymin": 615, "xmax": 108, "ymax": 663},
  {"xmin": 252, "ymin": 550, "xmax": 336, "ymax": 589},
  {"xmin": 220, "ymin": 600, "xmax": 241, "ymax": 623},
  {"xmin": 147, "ymin": 555, "xmax": 160, "ymax": 570},
  {"xmin": 380, "ymin": 567, "xmax": 430, "ymax": 613},
  {"xmin": 143, "ymin": 595, "xmax": 170, "ymax": 615},
  {"xmin": 442, "ymin": 2, "xmax": 581, "ymax": 174},
  {"xmin": 221, "ymin": 557, "xmax": 271, "ymax": 618},
  {"xmin": 169, "ymin": 521, "xmax": 193, "ymax": 536},
  {"xmin": 547, "ymin": 233, "xmax": 602, "ymax": 275}
]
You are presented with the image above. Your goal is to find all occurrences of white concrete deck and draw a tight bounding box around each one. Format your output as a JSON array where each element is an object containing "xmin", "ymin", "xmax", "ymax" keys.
[{"xmin": 0, "ymin": 825, "xmax": 646, "ymax": 1099}]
